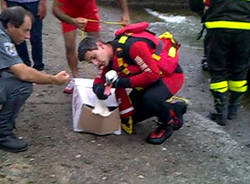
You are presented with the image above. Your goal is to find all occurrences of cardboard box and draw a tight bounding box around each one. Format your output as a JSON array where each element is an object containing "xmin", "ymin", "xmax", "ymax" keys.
[{"xmin": 72, "ymin": 78, "xmax": 121, "ymax": 135}]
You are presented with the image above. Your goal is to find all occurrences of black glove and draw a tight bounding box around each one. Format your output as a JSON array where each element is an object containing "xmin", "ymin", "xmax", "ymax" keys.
[
  {"xmin": 112, "ymin": 76, "xmax": 131, "ymax": 88},
  {"xmin": 93, "ymin": 84, "xmax": 108, "ymax": 100}
]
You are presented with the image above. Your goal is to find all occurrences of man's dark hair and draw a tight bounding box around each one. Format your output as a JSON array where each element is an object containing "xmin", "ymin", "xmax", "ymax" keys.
[
  {"xmin": 0, "ymin": 6, "xmax": 34, "ymax": 28},
  {"xmin": 78, "ymin": 36, "xmax": 100, "ymax": 61}
]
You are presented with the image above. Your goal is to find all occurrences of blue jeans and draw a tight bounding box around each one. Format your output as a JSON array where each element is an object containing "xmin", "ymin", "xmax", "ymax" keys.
[
  {"xmin": 6, "ymin": 1, "xmax": 44, "ymax": 70},
  {"xmin": 0, "ymin": 72, "xmax": 33, "ymax": 136}
]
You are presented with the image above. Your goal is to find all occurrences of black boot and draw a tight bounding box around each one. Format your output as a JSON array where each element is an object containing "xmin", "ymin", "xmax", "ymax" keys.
[
  {"xmin": 210, "ymin": 91, "xmax": 227, "ymax": 126},
  {"xmin": 0, "ymin": 134, "xmax": 28, "ymax": 153},
  {"xmin": 227, "ymin": 91, "xmax": 243, "ymax": 120},
  {"xmin": 146, "ymin": 120, "xmax": 173, "ymax": 145},
  {"xmin": 170, "ymin": 101, "xmax": 188, "ymax": 130}
]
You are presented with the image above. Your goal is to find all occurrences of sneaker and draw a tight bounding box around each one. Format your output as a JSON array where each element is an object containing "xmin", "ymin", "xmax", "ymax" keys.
[
  {"xmin": 63, "ymin": 79, "xmax": 74, "ymax": 94},
  {"xmin": 146, "ymin": 122, "xmax": 173, "ymax": 145},
  {"xmin": 0, "ymin": 134, "xmax": 28, "ymax": 153},
  {"xmin": 171, "ymin": 101, "xmax": 187, "ymax": 131}
]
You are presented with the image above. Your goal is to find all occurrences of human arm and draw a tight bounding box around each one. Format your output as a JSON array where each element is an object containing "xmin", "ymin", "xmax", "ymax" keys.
[
  {"xmin": 0, "ymin": 0, "xmax": 7, "ymax": 12},
  {"xmin": 9, "ymin": 63, "xmax": 70, "ymax": 85},
  {"xmin": 38, "ymin": 0, "xmax": 47, "ymax": 19},
  {"xmin": 92, "ymin": 68, "xmax": 109, "ymax": 99},
  {"xmin": 117, "ymin": 0, "xmax": 130, "ymax": 25},
  {"xmin": 52, "ymin": 0, "xmax": 87, "ymax": 30}
]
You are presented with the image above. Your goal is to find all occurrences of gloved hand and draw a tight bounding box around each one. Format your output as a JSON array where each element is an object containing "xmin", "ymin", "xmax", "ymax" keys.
[
  {"xmin": 105, "ymin": 70, "xmax": 131, "ymax": 88},
  {"xmin": 112, "ymin": 76, "xmax": 131, "ymax": 88},
  {"xmin": 93, "ymin": 84, "xmax": 108, "ymax": 100}
]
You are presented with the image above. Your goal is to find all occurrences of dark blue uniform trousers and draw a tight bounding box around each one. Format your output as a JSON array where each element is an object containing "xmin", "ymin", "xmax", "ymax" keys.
[{"xmin": 0, "ymin": 72, "xmax": 32, "ymax": 136}]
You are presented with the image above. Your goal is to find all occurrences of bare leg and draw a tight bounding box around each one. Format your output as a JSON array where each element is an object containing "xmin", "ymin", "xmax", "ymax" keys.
[
  {"xmin": 63, "ymin": 30, "xmax": 79, "ymax": 78},
  {"xmin": 63, "ymin": 31, "xmax": 99, "ymax": 78}
]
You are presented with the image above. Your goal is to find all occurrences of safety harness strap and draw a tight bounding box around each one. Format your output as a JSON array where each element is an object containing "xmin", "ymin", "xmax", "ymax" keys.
[
  {"xmin": 152, "ymin": 40, "xmax": 163, "ymax": 61},
  {"xmin": 116, "ymin": 34, "xmax": 160, "ymax": 75}
]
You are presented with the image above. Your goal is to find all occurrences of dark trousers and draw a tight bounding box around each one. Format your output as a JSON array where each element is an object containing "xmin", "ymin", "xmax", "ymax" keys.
[
  {"xmin": 206, "ymin": 29, "xmax": 250, "ymax": 83},
  {"xmin": 6, "ymin": 1, "xmax": 44, "ymax": 70},
  {"xmin": 129, "ymin": 79, "xmax": 173, "ymax": 124},
  {"xmin": 0, "ymin": 73, "xmax": 32, "ymax": 136}
]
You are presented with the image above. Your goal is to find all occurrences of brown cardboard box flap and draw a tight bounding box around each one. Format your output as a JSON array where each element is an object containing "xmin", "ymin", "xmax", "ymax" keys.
[{"xmin": 78, "ymin": 105, "xmax": 121, "ymax": 135}]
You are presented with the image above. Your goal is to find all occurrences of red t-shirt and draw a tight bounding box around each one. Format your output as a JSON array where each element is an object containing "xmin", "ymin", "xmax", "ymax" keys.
[{"xmin": 58, "ymin": 0, "xmax": 100, "ymax": 32}]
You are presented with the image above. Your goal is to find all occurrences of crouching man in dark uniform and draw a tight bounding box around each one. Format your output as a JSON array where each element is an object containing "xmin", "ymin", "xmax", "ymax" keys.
[
  {"xmin": 0, "ymin": 6, "xmax": 69, "ymax": 153},
  {"xmin": 78, "ymin": 22, "xmax": 187, "ymax": 145}
]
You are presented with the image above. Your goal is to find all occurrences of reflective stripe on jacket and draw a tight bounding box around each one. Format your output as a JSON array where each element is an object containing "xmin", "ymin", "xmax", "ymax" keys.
[{"xmin": 204, "ymin": 0, "xmax": 250, "ymax": 30}]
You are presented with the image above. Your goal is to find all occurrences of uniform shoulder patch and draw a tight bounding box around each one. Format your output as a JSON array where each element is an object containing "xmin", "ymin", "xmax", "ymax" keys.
[
  {"xmin": 4, "ymin": 42, "xmax": 18, "ymax": 56},
  {"xmin": 0, "ymin": 29, "xmax": 5, "ymax": 35}
]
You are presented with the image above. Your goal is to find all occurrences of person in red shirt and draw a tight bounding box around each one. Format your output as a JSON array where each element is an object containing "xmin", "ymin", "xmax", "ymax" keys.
[
  {"xmin": 52, "ymin": 0, "xmax": 130, "ymax": 94},
  {"xmin": 77, "ymin": 22, "xmax": 187, "ymax": 145}
]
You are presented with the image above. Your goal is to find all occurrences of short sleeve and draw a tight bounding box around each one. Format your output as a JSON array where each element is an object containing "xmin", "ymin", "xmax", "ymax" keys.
[{"xmin": 0, "ymin": 39, "xmax": 22, "ymax": 70}]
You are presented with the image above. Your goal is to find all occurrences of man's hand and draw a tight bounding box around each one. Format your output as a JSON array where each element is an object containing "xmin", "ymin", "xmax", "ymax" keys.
[
  {"xmin": 73, "ymin": 17, "xmax": 87, "ymax": 31},
  {"xmin": 120, "ymin": 13, "xmax": 130, "ymax": 26},
  {"xmin": 93, "ymin": 84, "xmax": 109, "ymax": 100},
  {"xmin": 53, "ymin": 71, "xmax": 70, "ymax": 85},
  {"xmin": 38, "ymin": 0, "xmax": 47, "ymax": 19}
]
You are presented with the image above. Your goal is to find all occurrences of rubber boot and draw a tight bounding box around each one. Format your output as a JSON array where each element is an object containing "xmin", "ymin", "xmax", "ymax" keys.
[
  {"xmin": 227, "ymin": 91, "xmax": 243, "ymax": 120},
  {"xmin": 170, "ymin": 101, "xmax": 188, "ymax": 130},
  {"xmin": 146, "ymin": 120, "xmax": 174, "ymax": 145},
  {"xmin": 210, "ymin": 91, "xmax": 227, "ymax": 126}
]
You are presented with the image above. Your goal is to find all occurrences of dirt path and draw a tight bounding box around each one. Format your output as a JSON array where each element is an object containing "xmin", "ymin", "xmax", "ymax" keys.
[{"xmin": 0, "ymin": 1, "xmax": 250, "ymax": 184}]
